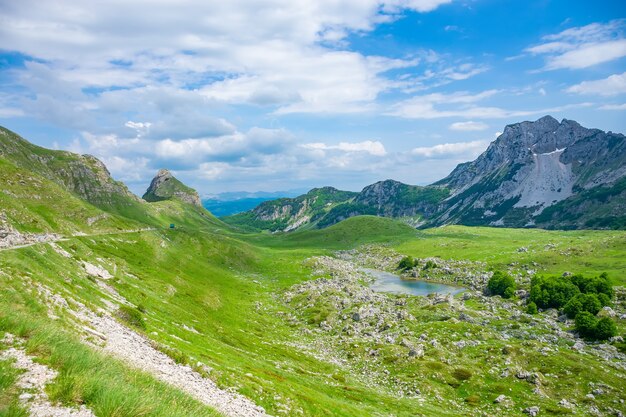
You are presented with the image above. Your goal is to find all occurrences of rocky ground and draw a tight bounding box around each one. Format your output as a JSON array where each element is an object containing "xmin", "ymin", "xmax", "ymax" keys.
[
  {"xmin": 279, "ymin": 248, "xmax": 626, "ymax": 416},
  {"xmin": 0, "ymin": 216, "xmax": 61, "ymax": 249},
  {"xmin": 1, "ymin": 333, "xmax": 96, "ymax": 417}
]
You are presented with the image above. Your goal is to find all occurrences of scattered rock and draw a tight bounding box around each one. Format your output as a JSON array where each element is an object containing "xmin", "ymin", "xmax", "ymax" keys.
[
  {"xmin": 1, "ymin": 335, "xmax": 96, "ymax": 416},
  {"xmin": 558, "ymin": 399, "xmax": 573, "ymax": 408},
  {"xmin": 523, "ymin": 406, "xmax": 540, "ymax": 416},
  {"xmin": 82, "ymin": 261, "xmax": 113, "ymax": 279},
  {"xmin": 494, "ymin": 394, "xmax": 508, "ymax": 403}
]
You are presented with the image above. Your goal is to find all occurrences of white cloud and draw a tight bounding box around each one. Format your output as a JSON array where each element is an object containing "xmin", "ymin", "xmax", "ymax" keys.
[
  {"xmin": 566, "ymin": 72, "xmax": 626, "ymax": 96},
  {"xmin": 411, "ymin": 140, "xmax": 488, "ymax": 158},
  {"xmin": 525, "ymin": 20, "xmax": 626, "ymax": 71},
  {"xmin": 301, "ymin": 140, "xmax": 387, "ymax": 156},
  {"xmin": 599, "ymin": 103, "xmax": 626, "ymax": 110},
  {"xmin": 0, "ymin": 108, "xmax": 25, "ymax": 118},
  {"xmin": 0, "ymin": 0, "xmax": 453, "ymax": 118},
  {"xmin": 449, "ymin": 121, "xmax": 488, "ymax": 131},
  {"xmin": 545, "ymin": 40, "xmax": 626, "ymax": 70},
  {"xmin": 389, "ymin": 89, "xmax": 593, "ymax": 119}
]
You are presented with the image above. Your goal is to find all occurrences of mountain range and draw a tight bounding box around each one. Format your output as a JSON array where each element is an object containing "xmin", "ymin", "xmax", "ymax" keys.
[
  {"xmin": 1, "ymin": 115, "xmax": 624, "ymax": 234},
  {"xmin": 1, "ymin": 116, "xmax": 625, "ymax": 416},
  {"xmin": 223, "ymin": 116, "xmax": 626, "ymax": 231}
]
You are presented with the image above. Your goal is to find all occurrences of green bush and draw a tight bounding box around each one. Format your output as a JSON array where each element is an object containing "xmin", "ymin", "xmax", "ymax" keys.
[
  {"xmin": 597, "ymin": 293, "xmax": 612, "ymax": 307},
  {"xmin": 570, "ymin": 273, "xmax": 613, "ymax": 298},
  {"xmin": 398, "ymin": 256, "xmax": 416, "ymax": 271},
  {"xmin": 529, "ymin": 275, "xmax": 580, "ymax": 309},
  {"xmin": 423, "ymin": 260, "xmax": 438, "ymax": 270},
  {"xmin": 594, "ymin": 317, "xmax": 617, "ymax": 340},
  {"xmin": 487, "ymin": 271, "xmax": 516, "ymax": 298},
  {"xmin": 563, "ymin": 293, "xmax": 602, "ymax": 318},
  {"xmin": 526, "ymin": 301, "xmax": 538, "ymax": 315},
  {"xmin": 116, "ymin": 305, "xmax": 146, "ymax": 330},
  {"xmin": 503, "ymin": 286, "xmax": 515, "ymax": 299},
  {"xmin": 574, "ymin": 312, "xmax": 597, "ymax": 338}
]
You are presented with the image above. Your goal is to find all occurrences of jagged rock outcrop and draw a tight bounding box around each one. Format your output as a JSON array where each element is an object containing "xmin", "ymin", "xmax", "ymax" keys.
[
  {"xmin": 142, "ymin": 169, "xmax": 202, "ymax": 207},
  {"xmin": 0, "ymin": 127, "xmax": 140, "ymax": 209}
]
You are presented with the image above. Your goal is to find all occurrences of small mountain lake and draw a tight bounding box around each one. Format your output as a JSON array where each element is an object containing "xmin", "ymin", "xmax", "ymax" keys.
[{"xmin": 364, "ymin": 269, "xmax": 465, "ymax": 296}]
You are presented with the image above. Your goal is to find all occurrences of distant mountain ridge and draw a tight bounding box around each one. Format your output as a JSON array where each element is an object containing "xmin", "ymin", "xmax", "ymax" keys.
[
  {"xmin": 225, "ymin": 187, "xmax": 358, "ymax": 232},
  {"xmin": 202, "ymin": 189, "xmax": 308, "ymax": 217},
  {"xmin": 223, "ymin": 116, "xmax": 626, "ymax": 231}
]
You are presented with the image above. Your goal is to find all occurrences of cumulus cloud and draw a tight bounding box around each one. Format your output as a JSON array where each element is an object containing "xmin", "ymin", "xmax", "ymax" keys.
[
  {"xmin": 0, "ymin": 0, "xmax": 454, "ymax": 119},
  {"xmin": 525, "ymin": 20, "xmax": 626, "ymax": 70},
  {"xmin": 566, "ymin": 72, "xmax": 626, "ymax": 96}
]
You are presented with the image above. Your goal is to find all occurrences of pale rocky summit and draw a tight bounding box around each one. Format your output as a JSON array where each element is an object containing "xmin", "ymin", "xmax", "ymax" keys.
[
  {"xmin": 434, "ymin": 115, "xmax": 626, "ymax": 228},
  {"xmin": 143, "ymin": 169, "xmax": 202, "ymax": 207}
]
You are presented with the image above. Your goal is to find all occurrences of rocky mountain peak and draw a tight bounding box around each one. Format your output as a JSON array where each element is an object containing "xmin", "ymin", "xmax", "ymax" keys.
[
  {"xmin": 143, "ymin": 169, "xmax": 201, "ymax": 207},
  {"xmin": 149, "ymin": 169, "xmax": 173, "ymax": 189}
]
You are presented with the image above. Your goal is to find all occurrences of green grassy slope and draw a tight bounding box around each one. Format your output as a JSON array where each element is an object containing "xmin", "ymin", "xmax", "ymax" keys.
[
  {"xmin": 2, "ymin": 213, "xmax": 626, "ymax": 416},
  {"xmin": 1, "ymin": 127, "xmax": 625, "ymax": 417},
  {"xmin": 0, "ymin": 157, "xmax": 142, "ymax": 234},
  {"xmin": 0, "ymin": 127, "xmax": 150, "ymax": 221}
]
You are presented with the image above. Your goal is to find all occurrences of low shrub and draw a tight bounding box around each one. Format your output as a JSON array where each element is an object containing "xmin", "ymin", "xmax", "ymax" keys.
[
  {"xmin": 487, "ymin": 271, "xmax": 515, "ymax": 299},
  {"xmin": 116, "ymin": 306, "xmax": 146, "ymax": 330},
  {"xmin": 398, "ymin": 256, "xmax": 416, "ymax": 271},
  {"xmin": 574, "ymin": 311, "xmax": 597, "ymax": 338},
  {"xmin": 574, "ymin": 312, "xmax": 616, "ymax": 340},
  {"xmin": 594, "ymin": 317, "xmax": 617, "ymax": 340},
  {"xmin": 563, "ymin": 293, "xmax": 602, "ymax": 318},
  {"xmin": 529, "ymin": 275, "xmax": 579, "ymax": 309},
  {"xmin": 452, "ymin": 367, "xmax": 473, "ymax": 381}
]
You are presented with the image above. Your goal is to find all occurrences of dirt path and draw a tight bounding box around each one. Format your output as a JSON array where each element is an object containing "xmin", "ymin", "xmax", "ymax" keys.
[
  {"xmin": 0, "ymin": 228, "xmax": 156, "ymax": 252},
  {"xmin": 34, "ymin": 283, "xmax": 270, "ymax": 417}
]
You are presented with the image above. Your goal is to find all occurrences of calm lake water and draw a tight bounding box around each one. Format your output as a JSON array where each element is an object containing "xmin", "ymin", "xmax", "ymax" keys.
[{"xmin": 364, "ymin": 269, "xmax": 465, "ymax": 296}]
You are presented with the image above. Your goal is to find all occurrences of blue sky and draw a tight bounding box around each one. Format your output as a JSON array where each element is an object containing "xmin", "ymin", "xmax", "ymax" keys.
[{"xmin": 0, "ymin": 0, "xmax": 625, "ymax": 196}]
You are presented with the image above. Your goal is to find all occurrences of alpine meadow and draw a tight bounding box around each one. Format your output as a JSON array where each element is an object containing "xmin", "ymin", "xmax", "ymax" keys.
[{"xmin": 1, "ymin": 1, "xmax": 626, "ymax": 417}]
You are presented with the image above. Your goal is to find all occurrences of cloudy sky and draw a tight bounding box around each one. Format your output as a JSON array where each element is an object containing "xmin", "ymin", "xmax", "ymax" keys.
[{"xmin": 0, "ymin": 0, "xmax": 625, "ymax": 196}]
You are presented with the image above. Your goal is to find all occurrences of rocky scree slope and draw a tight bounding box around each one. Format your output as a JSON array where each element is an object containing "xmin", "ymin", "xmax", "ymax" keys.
[
  {"xmin": 225, "ymin": 116, "xmax": 626, "ymax": 231},
  {"xmin": 142, "ymin": 169, "xmax": 202, "ymax": 207},
  {"xmin": 434, "ymin": 115, "xmax": 626, "ymax": 228}
]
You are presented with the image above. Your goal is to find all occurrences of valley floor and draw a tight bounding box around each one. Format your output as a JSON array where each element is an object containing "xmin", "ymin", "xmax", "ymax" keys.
[{"xmin": 1, "ymin": 220, "xmax": 625, "ymax": 416}]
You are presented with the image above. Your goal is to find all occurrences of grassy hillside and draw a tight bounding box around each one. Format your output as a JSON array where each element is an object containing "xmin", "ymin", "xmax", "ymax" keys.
[
  {"xmin": 1, "ymin": 127, "xmax": 625, "ymax": 417},
  {"xmin": 2, "ymin": 212, "xmax": 626, "ymax": 416},
  {"xmin": 0, "ymin": 157, "xmax": 142, "ymax": 234}
]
